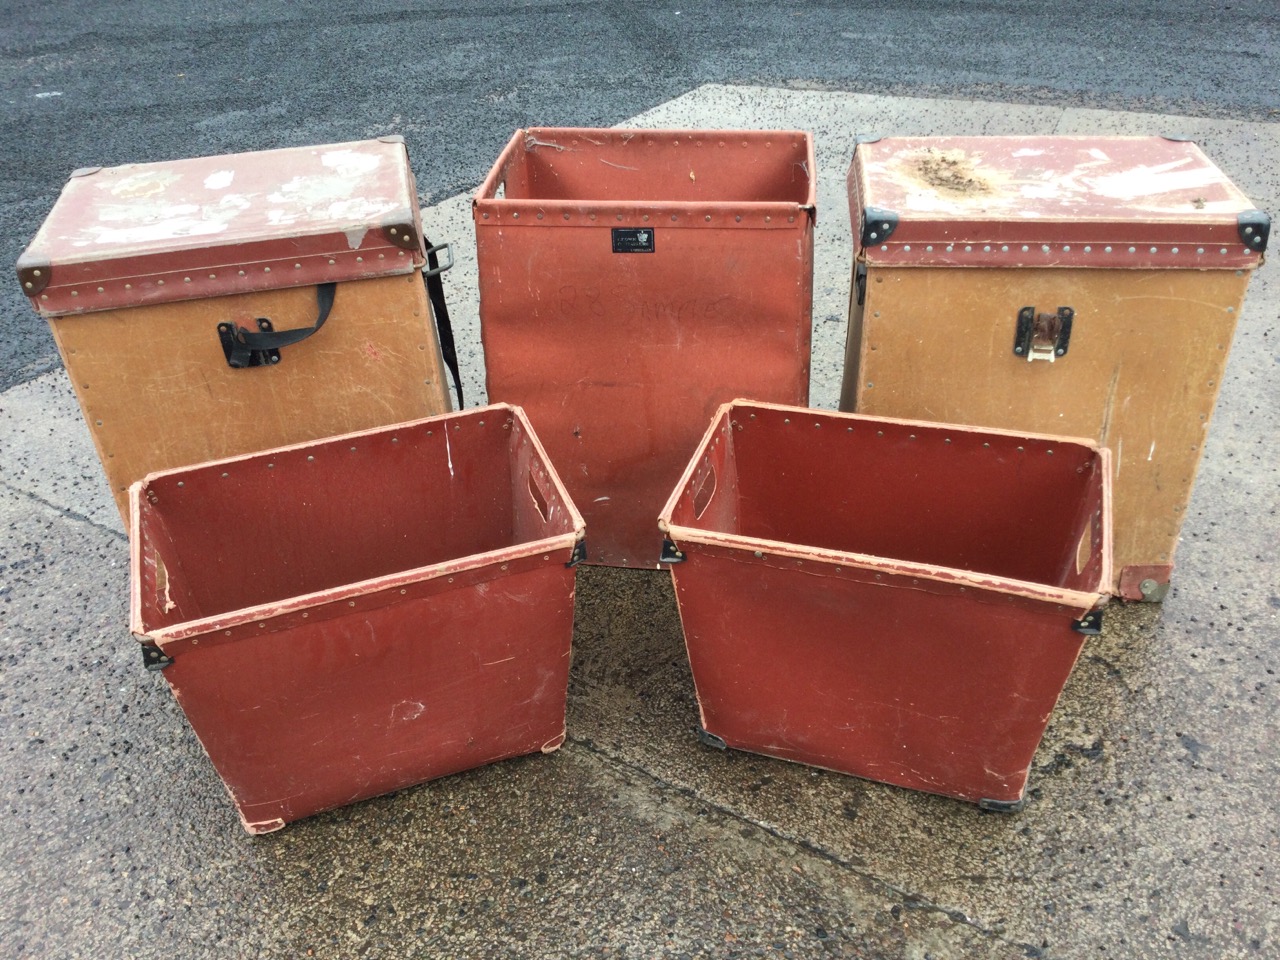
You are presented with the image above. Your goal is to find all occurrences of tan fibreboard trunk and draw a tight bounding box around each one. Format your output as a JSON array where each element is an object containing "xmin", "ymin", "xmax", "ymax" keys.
[
  {"xmin": 841, "ymin": 136, "xmax": 1268, "ymax": 600},
  {"xmin": 18, "ymin": 138, "xmax": 453, "ymax": 524}
]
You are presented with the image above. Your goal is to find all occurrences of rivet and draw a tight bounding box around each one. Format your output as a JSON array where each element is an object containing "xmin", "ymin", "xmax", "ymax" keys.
[
  {"xmin": 378, "ymin": 253, "xmax": 385, "ymax": 259},
  {"xmin": 177, "ymin": 481, "xmax": 184, "ymax": 487},
  {"xmin": 1171, "ymin": 247, "xmax": 1179, "ymax": 254},
  {"xmin": 1129, "ymin": 246, "xmax": 1136, "ymax": 253},
  {"xmin": 307, "ymin": 455, "xmax": 314, "ymax": 462},
  {"xmin": 671, "ymin": 215, "xmax": 678, "ymax": 221},
  {"xmin": 754, "ymin": 551, "xmax": 763, "ymax": 558},
  {"xmin": 904, "ymin": 245, "xmax": 911, "ymax": 252},
  {"xmin": 264, "ymin": 266, "xmax": 271, "ymax": 273},
  {"xmin": 95, "ymin": 419, "xmax": 102, "ymax": 426},
  {"xmin": 221, "ymin": 472, "xmax": 228, "ymax": 478},
  {"xmin": 705, "ymin": 215, "xmax": 711, "ymax": 222},
  {"xmin": 97, "ymin": 286, "xmax": 104, "ymax": 293},
  {"xmin": 302, "ymin": 612, "xmax": 309, "ymax": 618},
  {"xmin": 71, "ymin": 290, "xmax": 79, "ymax": 296},
  {"xmin": 355, "ymin": 257, "xmax": 363, "ymax": 263},
  {"xmin": 1063, "ymin": 245, "xmax": 1071, "ymax": 252},
  {"xmin": 880, "ymin": 245, "xmax": 888, "ymax": 251},
  {"xmin": 398, "ymin": 251, "xmax": 405, "ymax": 257},
  {"xmin": 983, "ymin": 245, "xmax": 991, "ymax": 252},
  {"xmin": 1000, "ymin": 245, "xmax": 1008, "ymax": 252},
  {"xmin": 400, "ymin": 589, "xmax": 407, "ymax": 595},
  {"xmin": 926, "ymin": 245, "xmax": 933, "ymax": 252},
  {"xmin": 349, "ymin": 601, "xmax": 355, "ymax": 607},
  {"xmin": 23, "ymin": 282, "xmax": 31, "ymax": 289},
  {"xmin": 965, "ymin": 245, "xmax": 973, "ymax": 252},
  {"xmin": 238, "ymin": 270, "xmax": 246, "ymax": 276},
  {"xmin": 536, "ymin": 213, "xmax": 544, "ymax": 220},
  {"xmin": 267, "ymin": 463, "xmax": 274, "ymax": 469},
  {"xmin": 259, "ymin": 622, "xmax": 266, "ymax": 628},
  {"xmin": 1104, "ymin": 246, "xmax": 1112, "ymax": 253},
  {"xmin": 1084, "ymin": 246, "xmax": 1092, "ymax": 253},
  {"xmin": 389, "ymin": 227, "xmax": 398, "ymax": 235},
  {"xmin": 209, "ymin": 273, "xmax": 217, "ymax": 279},
  {"xmin": 563, "ymin": 213, "xmax": 570, "ymax": 220},
  {"xmin": 1197, "ymin": 248, "xmax": 1204, "ymax": 255},
  {"xmin": 33, "ymin": 269, "xmax": 41, "ymax": 277},
  {"xmin": 1220, "ymin": 248, "xmax": 1228, "ymax": 254},
  {"xmin": 512, "ymin": 212, "xmax": 519, "ymax": 219},
  {"xmin": 616, "ymin": 214, "xmax": 623, "ymax": 221},
  {"xmin": 1021, "ymin": 245, "xmax": 1030, "ymax": 252},
  {"xmin": 946, "ymin": 245, "xmax": 954, "ymax": 252},
  {"xmin": 482, "ymin": 213, "xmax": 489, "ymax": 219},
  {"xmin": 765, "ymin": 216, "xmax": 771, "ymax": 223}
]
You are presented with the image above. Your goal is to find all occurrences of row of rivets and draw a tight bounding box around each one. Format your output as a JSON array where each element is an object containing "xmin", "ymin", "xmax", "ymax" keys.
[
  {"xmin": 879, "ymin": 242, "xmax": 1245, "ymax": 256},
  {"xmin": 35, "ymin": 251, "xmax": 409, "ymax": 301}
]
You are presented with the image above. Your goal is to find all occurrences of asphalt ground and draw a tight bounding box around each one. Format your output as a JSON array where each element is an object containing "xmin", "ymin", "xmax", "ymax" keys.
[{"xmin": 2, "ymin": 4, "xmax": 1279, "ymax": 959}]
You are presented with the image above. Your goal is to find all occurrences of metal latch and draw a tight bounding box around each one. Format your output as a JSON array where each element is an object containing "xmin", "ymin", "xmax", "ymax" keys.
[
  {"xmin": 1014, "ymin": 306, "xmax": 1074, "ymax": 362},
  {"xmin": 218, "ymin": 318, "xmax": 281, "ymax": 368}
]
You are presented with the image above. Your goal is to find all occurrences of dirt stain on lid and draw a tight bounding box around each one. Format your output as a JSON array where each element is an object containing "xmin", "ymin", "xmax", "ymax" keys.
[{"xmin": 907, "ymin": 148, "xmax": 994, "ymax": 196}]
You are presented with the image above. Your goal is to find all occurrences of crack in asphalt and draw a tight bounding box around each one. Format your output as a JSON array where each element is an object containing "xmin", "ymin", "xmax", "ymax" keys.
[
  {"xmin": 0, "ymin": 479, "xmax": 127, "ymax": 544},
  {"xmin": 564, "ymin": 733, "xmax": 1044, "ymax": 957}
]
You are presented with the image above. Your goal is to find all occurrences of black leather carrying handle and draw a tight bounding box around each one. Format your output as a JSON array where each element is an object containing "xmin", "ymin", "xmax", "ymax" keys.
[
  {"xmin": 222, "ymin": 283, "xmax": 336, "ymax": 368},
  {"xmin": 223, "ymin": 244, "xmax": 464, "ymax": 408}
]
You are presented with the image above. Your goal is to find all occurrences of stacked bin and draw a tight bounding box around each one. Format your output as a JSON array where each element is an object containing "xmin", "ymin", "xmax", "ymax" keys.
[{"xmin": 475, "ymin": 128, "xmax": 816, "ymax": 567}]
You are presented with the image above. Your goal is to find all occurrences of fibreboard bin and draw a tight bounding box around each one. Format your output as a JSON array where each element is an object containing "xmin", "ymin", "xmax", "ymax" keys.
[
  {"xmin": 475, "ymin": 128, "xmax": 816, "ymax": 568},
  {"xmin": 840, "ymin": 135, "xmax": 1268, "ymax": 601},
  {"xmin": 659, "ymin": 400, "xmax": 1112, "ymax": 809},
  {"xmin": 18, "ymin": 136, "xmax": 460, "ymax": 525},
  {"xmin": 129, "ymin": 404, "xmax": 584, "ymax": 833}
]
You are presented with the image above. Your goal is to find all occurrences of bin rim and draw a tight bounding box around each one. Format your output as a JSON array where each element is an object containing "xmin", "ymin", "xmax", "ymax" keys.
[
  {"xmin": 129, "ymin": 403, "xmax": 586, "ymax": 647},
  {"xmin": 473, "ymin": 126, "xmax": 818, "ymax": 218},
  {"xmin": 658, "ymin": 399, "xmax": 1113, "ymax": 612}
]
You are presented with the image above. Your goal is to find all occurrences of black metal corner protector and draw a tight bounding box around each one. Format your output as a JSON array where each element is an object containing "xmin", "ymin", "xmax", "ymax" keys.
[
  {"xmin": 977, "ymin": 796, "xmax": 1027, "ymax": 814},
  {"xmin": 660, "ymin": 539, "xmax": 686, "ymax": 564},
  {"xmin": 566, "ymin": 539, "xmax": 587, "ymax": 568},
  {"xmin": 696, "ymin": 727, "xmax": 727, "ymax": 751},
  {"xmin": 860, "ymin": 206, "xmax": 899, "ymax": 247},
  {"xmin": 1238, "ymin": 210, "xmax": 1270, "ymax": 254},
  {"xmin": 1072, "ymin": 609, "xmax": 1104, "ymax": 636},
  {"xmin": 142, "ymin": 643, "xmax": 173, "ymax": 671}
]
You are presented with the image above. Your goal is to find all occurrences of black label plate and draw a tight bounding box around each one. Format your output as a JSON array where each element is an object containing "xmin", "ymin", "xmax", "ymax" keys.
[{"xmin": 612, "ymin": 227, "xmax": 655, "ymax": 253}]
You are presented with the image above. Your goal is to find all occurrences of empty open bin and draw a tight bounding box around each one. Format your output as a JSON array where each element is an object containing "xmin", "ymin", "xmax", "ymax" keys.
[
  {"xmin": 659, "ymin": 401, "xmax": 1112, "ymax": 809},
  {"xmin": 475, "ymin": 128, "xmax": 815, "ymax": 567},
  {"xmin": 130, "ymin": 404, "xmax": 584, "ymax": 833}
]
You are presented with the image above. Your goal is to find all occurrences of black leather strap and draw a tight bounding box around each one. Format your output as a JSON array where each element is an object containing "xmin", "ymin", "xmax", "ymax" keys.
[
  {"xmin": 424, "ymin": 244, "xmax": 463, "ymax": 408},
  {"xmin": 222, "ymin": 283, "xmax": 336, "ymax": 368}
]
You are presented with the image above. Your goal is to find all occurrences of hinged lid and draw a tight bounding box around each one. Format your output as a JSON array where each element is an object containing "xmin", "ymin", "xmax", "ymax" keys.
[
  {"xmin": 849, "ymin": 136, "xmax": 1268, "ymax": 269},
  {"xmin": 18, "ymin": 137, "xmax": 427, "ymax": 316}
]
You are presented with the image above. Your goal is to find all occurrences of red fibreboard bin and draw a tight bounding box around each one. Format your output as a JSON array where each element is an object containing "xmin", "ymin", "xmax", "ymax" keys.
[
  {"xmin": 129, "ymin": 404, "xmax": 584, "ymax": 833},
  {"xmin": 474, "ymin": 128, "xmax": 815, "ymax": 568},
  {"xmin": 659, "ymin": 401, "xmax": 1112, "ymax": 809}
]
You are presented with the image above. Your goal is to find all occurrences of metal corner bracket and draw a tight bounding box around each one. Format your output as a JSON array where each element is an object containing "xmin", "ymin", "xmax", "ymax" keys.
[
  {"xmin": 1237, "ymin": 210, "xmax": 1270, "ymax": 254},
  {"xmin": 977, "ymin": 795, "xmax": 1027, "ymax": 813},
  {"xmin": 566, "ymin": 539, "xmax": 587, "ymax": 568},
  {"xmin": 1072, "ymin": 609, "xmax": 1104, "ymax": 636},
  {"xmin": 660, "ymin": 539, "xmax": 686, "ymax": 564},
  {"xmin": 142, "ymin": 643, "xmax": 173, "ymax": 671},
  {"xmin": 860, "ymin": 206, "xmax": 899, "ymax": 247},
  {"xmin": 696, "ymin": 727, "xmax": 727, "ymax": 751}
]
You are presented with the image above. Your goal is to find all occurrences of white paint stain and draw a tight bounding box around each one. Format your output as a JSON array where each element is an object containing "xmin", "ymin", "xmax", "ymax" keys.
[
  {"xmin": 204, "ymin": 169, "xmax": 235, "ymax": 190},
  {"xmin": 392, "ymin": 700, "xmax": 425, "ymax": 722},
  {"xmin": 1011, "ymin": 148, "xmax": 1044, "ymax": 158},
  {"xmin": 1087, "ymin": 148, "xmax": 1110, "ymax": 161},
  {"xmin": 34, "ymin": 91, "xmax": 63, "ymax": 99},
  {"xmin": 1147, "ymin": 440, "xmax": 1156, "ymax": 461},
  {"xmin": 321, "ymin": 148, "xmax": 382, "ymax": 177}
]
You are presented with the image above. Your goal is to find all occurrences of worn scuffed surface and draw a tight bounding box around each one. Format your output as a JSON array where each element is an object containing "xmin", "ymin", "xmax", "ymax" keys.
[{"xmin": 1, "ymin": 84, "xmax": 1277, "ymax": 959}]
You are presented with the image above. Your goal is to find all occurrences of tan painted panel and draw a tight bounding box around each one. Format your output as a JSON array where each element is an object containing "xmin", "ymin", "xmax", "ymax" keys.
[
  {"xmin": 842, "ymin": 266, "xmax": 1250, "ymax": 594},
  {"xmin": 50, "ymin": 271, "xmax": 450, "ymax": 523}
]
